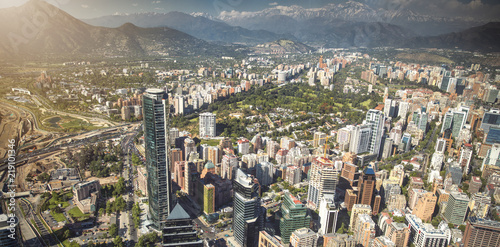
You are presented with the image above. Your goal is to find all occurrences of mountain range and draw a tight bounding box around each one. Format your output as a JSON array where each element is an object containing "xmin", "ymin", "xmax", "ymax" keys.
[
  {"xmin": 82, "ymin": 11, "xmax": 294, "ymax": 45},
  {"xmin": 0, "ymin": 0, "xmax": 498, "ymax": 61},
  {"xmin": 217, "ymin": 1, "xmax": 490, "ymax": 37},
  {"xmin": 0, "ymin": 0, "xmax": 235, "ymax": 60}
]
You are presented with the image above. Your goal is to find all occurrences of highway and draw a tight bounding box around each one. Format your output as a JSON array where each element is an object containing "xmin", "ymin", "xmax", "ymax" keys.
[{"xmin": 0, "ymin": 124, "xmax": 137, "ymax": 170}]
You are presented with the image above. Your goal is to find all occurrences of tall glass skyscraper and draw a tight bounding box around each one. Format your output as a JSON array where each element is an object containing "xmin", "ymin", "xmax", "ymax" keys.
[
  {"xmin": 229, "ymin": 169, "xmax": 264, "ymax": 247},
  {"xmin": 365, "ymin": 109, "xmax": 385, "ymax": 157},
  {"xmin": 280, "ymin": 191, "xmax": 311, "ymax": 244},
  {"xmin": 143, "ymin": 88, "xmax": 172, "ymax": 230}
]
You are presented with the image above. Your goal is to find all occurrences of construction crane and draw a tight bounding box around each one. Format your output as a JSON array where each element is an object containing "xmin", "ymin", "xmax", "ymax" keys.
[{"xmin": 307, "ymin": 135, "xmax": 334, "ymax": 158}]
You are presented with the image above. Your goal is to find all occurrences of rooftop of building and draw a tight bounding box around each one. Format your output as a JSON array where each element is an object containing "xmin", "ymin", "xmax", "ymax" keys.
[
  {"xmin": 471, "ymin": 176, "xmax": 481, "ymax": 183},
  {"xmin": 450, "ymin": 191, "xmax": 470, "ymax": 201},
  {"xmin": 167, "ymin": 203, "xmax": 190, "ymax": 221},
  {"xmin": 291, "ymin": 228, "xmax": 316, "ymax": 238},
  {"xmin": 260, "ymin": 231, "xmax": 285, "ymax": 247},
  {"xmin": 235, "ymin": 169, "xmax": 254, "ymax": 187},
  {"xmin": 375, "ymin": 236, "xmax": 395, "ymax": 246},
  {"xmin": 406, "ymin": 214, "xmax": 449, "ymax": 235},
  {"xmin": 468, "ymin": 217, "xmax": 500, "ymax": 229},
  {"xmin": 205, "ymin": 161, "xmax": 215, "ymax": 169},
  {"xmin": 391, "ymin": 222, "xmax": 408, "ymax": 230},
  {"xmin": 286, "ymin": 192, "xmax": 303, "ymax": 205},
  {"xmin": 352, "ymin": 204, "xmax": 372, "ymax": 210},
  {"xmin": 145, "ymin": 88, "xmax": 164, "ymax": 94}
]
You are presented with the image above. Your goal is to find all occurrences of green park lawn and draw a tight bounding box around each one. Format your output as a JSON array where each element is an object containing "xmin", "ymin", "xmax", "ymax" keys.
[{"xmin": 68, "ymin": 207, "xmax": 90, "ymax": 221}]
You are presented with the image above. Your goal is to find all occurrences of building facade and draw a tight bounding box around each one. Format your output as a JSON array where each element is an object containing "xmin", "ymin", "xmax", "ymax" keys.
[
  {"xmin": 143, "ymin": 88, "xmax": 172, "ymax": 230},
  {"xmin": 199, "ymin": 112, "xmax": 216, "ymax": 137}
]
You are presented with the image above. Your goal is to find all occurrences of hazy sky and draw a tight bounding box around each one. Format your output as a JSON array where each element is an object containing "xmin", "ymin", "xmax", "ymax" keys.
[{"xmin": 1, "ymin": 0, "xmax": 499, "ymax": 19}]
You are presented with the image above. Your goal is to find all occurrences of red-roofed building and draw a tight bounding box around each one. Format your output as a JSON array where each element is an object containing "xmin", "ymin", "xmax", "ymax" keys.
[
  {"xmin": 410, "ymin": 177, "xmax": 424, "ymax": 190},
  {"xmin": 237, "ymin": 138, "xmax": 250, "ymax": 155},
  {"xmin": 276, "ymin": 149, "xmax": 289, "ymax": 165}
]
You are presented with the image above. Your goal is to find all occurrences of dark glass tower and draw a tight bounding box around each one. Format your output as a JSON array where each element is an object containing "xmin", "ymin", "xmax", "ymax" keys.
[
  {"xmin": 280, "ymin": 191, "xmax": 311, "ymax": 244},
  {"xmin": 143, "ymin": 88, "xmax": 172, "ymax": 230},
  {"xmin": 162, "ymin": 203, "xmax": 203, "ymax": 247},
  {"xmin": 231, "ymin": 169, "xmax": 264, "ymax": 247},
  {"xmin": 357, "ymin": 167, "xmax": 376, "ymax": 206}
]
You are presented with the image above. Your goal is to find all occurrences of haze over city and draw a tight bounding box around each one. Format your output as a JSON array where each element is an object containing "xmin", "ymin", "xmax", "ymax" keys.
[{"xmin": 0, "ymin": 1, "xmax": 499, "ymax": 247}]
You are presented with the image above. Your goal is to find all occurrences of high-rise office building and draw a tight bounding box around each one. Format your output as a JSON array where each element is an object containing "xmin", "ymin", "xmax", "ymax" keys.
[
  {"xmin": 256, "ymin": 162, "xmax": 274, "ymax": 186},
  {"xmin": 358, "ymin": 167, "xmax": 376, "ymax": 206},
  {"xmin": 285, "ymin": 165, "xmax": 301, "ymax": 185},
  {"xmin": 230, "ymin": 169, "xmax": 264, "ymax": 247},
  {"xmin": 413, "ymin": 192, "xmax": 437, "ymax": 222},
  {"xmin": 349, "ymin": 204, "xmax": 372, "ymax": 231},
  {"xmin": 203, "ymin": 184, "xmax": 215, "ymax": 214},
  {"xmin": 280, "ymin": 191, "xmax": 311, "ymax": 244},
  {"xmin": 459, "ymin": 143, "xmax": 473, "ymax": 175},
  {"xmin": 143, "ymin": 88, "xmax": 172, "ymax": 229},
  {"xmin": 307, "ymin": 157, "xmax": 339, "ymax": 210},
  {"xmin": 385, "ymin": 222, "xmax": 410, "ymax": 247},
  {"xmin": 199, "ymin": 112, "xmax": 216, "ymax": 137},
  {"xmin": 451, "ymin": 111, "xmax": 467, "ymax": 138},
  {"xmin": 313, "ymin": 131, "xmax": 327, "ymax": 148},
  {"xmin": 463, "ymin": 217, "xmax": 500, "ymax": 247},
  {"xmin": 162, "ymin": 203, "xmax": 203, "ymax": 247},
  {"xmin": 341, "ymin": 162, "xmax": 358, "ymax": 187},
  {"xmin": 401, "ymin": 133, "xmax": 412, "ymax": 153},
  {"xmin": 443, "ymin": 191, "xmax": 470, "ymax": 225},
  {"xmin": 0, "ymin": 214, "xmax": 20, "ymax": 246},
  {"xmin": 184, "ymin": 138, "xmax": 196, "ymax": 161},
  {"xmin": 319, "ymin": 197, "xmax": 339, "ymax": 235},
  {"xmin": 382, "ymin": 137, "xmax": 394, "ymax": 159},
  {"xmin": 441, "ymin": 111, "xmax": 454, "ymax": 134},
  {"xmin": 365, "ymin": 109, "xmax": 385, "ymax": 157},
  {"xmin": 353, "ymin": 214, "xmax": 376, "ymax": 247},
  {"xmin": 349, "ymin": 124, "xmax": 371, "ymax": 154}
]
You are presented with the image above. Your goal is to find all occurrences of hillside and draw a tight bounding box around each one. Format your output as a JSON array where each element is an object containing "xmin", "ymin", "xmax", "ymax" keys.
[
  {"xmin": 402, "ymin": 22, "xmax": 500, "ymax": 52},
  {"xmin": 82, "ymin": 11, "xmax": 294, "ymax": 45},
  {"xmin": 0, "ymin": 0, "xmax": 231, "ymax": 60},
  {"xmin": 253, "ymin": 39, "xmax": 313, "ymax": 54}
]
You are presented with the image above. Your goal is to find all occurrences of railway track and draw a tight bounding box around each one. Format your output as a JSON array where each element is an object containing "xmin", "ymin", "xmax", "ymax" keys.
[{"xmin": 19, "ymin": 198, "xmax": 60, "ymax": 247}]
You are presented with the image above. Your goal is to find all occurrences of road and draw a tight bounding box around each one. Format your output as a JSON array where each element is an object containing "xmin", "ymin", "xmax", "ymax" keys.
[
  {"xmin": 420, "ymin": 124, "xmax": 439, "ymax": 174},
  {"xmin": 0, "ymin": 124, "xmax": 137, "ymax": 171},
  {"xmin": 19, "ymin": 198, "xmax": 59, "ymax": 247},
  {"xmin": 116, "ymin": 134, "xmax": 140, "ymax": 245},
  {"xmin": 18, "ymin": 199, "xmax": 45, "ymax": 247}
]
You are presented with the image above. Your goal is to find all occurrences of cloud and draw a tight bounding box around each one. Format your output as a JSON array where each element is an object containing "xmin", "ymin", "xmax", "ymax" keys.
[
  {"xmin": 152, "ymin": 1, "xmax": 161, "ymax": 4},
  {"xmin": 81, "ymin": 4, "xmax": 89, "ymax": 9},
  {"xmin": 132, "ymin": 3, "xmax": 138, "ymax": 7},
  {"xmin": 362, "ymin": 0, "xmax": 499, "ymax": 20},
  {"xmin": 269, "ymin": 2, "xmax": 278, "ymax": 6},
  {"xmin": 404, "ymin": 0, "xmax": 500, "ymax": 19}
]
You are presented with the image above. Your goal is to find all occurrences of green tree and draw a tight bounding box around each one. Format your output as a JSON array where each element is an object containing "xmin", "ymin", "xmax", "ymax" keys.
[
  {"xmin": 113, "ymin": 236, "xmax": 124, "ymax": 247},
  {"xmin": 131, "ymin": 153, "xmax": 140, "ymax": 165},
  {"xmin": 114, "ymin": 177, "xmax": 126, "ymax": 196},
  {"xmin": 458, "ymin": 225, "xmax": 466, "ymax": 233},
  {"xmin": 337, "ymin": 222, "xmax": 346, "ymax": 234},
  {"xmin": 39, "ymin": 172, "xmax": 51, "ymax": 183},
  {"xmin": 109, "ymin": 223, "xmax": 118, "ymax": 238},
  {"xmin": 115, "ymin": 196, "xmax": 127, "ymax": 212}
]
